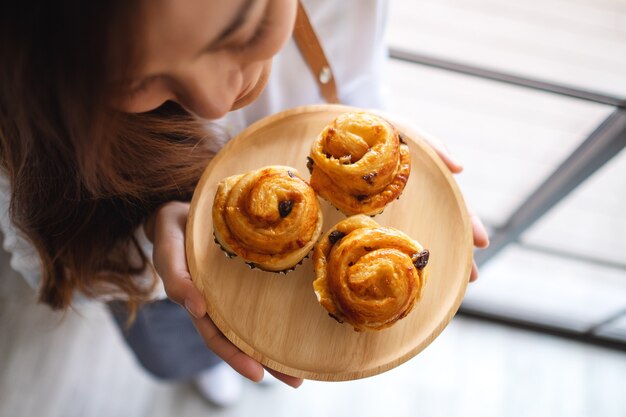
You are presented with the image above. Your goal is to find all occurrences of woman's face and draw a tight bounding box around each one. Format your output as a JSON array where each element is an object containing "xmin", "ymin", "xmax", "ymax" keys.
[{"xmin": 115, "ymin": 0, "xmax": 297, "ymax": 119}]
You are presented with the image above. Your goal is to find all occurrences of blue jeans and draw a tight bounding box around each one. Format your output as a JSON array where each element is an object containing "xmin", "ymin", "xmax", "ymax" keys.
[{"xmin": 108, "ymin": 298, "xmax": 222, "ymax": 381}]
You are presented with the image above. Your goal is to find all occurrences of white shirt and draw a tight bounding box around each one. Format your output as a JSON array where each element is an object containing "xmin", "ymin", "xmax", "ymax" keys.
[{"xmin": 0, "ymin": 0, "xmax": 389, "ymax": 297}]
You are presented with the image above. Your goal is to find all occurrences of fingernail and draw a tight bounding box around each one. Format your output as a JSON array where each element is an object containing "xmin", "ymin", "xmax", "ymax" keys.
[
  {"xmin": 450, "ymin": 155, "xmax": 463, "ymax": 171},
  {"xmin": 184, "ymin": 299, "xmax": 200, "ymax": 318},
  {"xmin": 480, "ymin": 229, "xmax": 490, "ymax": 248}
]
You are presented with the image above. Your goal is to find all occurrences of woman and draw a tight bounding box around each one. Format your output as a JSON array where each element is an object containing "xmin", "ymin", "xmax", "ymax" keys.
[{"xmin": 0, "ymin": 0, "xmax": 488, "ymax": 406}]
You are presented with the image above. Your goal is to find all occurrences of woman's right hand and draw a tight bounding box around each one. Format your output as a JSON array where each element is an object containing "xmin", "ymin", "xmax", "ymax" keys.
[{"xmin": 145, "ymin": 201, "xmax": 303, "ymax": 388}]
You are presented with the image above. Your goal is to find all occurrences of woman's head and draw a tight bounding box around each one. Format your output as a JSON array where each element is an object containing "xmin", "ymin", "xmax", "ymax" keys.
[
  {"xmin": 1, "ymin": 0, "xmax": 298, "ymax": 133},
  {"xmin": 0, "ymin": 0, "xmax": 296, "ymax": 312}
]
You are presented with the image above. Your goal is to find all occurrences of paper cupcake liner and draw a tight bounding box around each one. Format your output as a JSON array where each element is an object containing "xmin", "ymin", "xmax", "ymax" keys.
[{"xmin": 213, "ymin": 232, "xmax": 311, "ymax": 274}]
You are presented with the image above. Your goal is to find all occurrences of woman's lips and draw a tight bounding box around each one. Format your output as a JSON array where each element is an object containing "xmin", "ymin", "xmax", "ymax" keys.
[
  {"xmin": 235, "ymin": 80, "xmax": 256, "ymax": 102},
  {"xmin": 230, "ymin": 60, "xmax": 272, "ymax": 111}
]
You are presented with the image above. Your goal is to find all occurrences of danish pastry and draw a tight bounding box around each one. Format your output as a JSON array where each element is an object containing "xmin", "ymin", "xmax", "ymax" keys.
[
  {"xmin": 308, "ymin": 111, "xmax": 411, "ymax": 216},
  {"xmin": 312, "ymin": 215, "xmax": 429, "ymax": 331},
  {"xmin": 212, "ymin": 166, "xmax": 324, "ymax": 272}
]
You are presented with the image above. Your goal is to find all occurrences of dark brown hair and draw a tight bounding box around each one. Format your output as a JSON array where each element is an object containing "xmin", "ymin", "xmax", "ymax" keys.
[{"xmin": 0, "ymin": 1, "xmax": 214, "ymax": 313}]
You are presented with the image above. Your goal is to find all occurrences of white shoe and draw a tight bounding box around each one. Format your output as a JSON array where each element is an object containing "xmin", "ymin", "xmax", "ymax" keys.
[{"xmin": 194, "ymin": 362, "xmax": 243, "ymax": 407}]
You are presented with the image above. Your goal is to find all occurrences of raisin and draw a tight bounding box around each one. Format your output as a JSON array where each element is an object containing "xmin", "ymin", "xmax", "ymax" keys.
[
  {"xmin": 287, "ymin": 170, "xmax": 295, "ymax": 178},
  {"xmin": 328, "ymin": 313, "xmax": 343, "ymax": 323},
  {"xmin": 355, "ymin": 194, "xmax": 368, "ymax": 202},
  {"xmin": 306, "ymin": 157, "xmax": 314, "ymax": 174},
  {"xmin": 362, "ymin": 172, "xmax": 377, "ymax": 185},
  {"xmin": 398, "ymin": 133, "xmax": 407, "ymax": 145},
  {"xmin": 412, "ymin": 249, "xmax": 430, "ymax": 270},
  {"xmin": 328, "ymin": 230, "xmax": 346, "ymax": 245},
  {"xmin": 279, "ymin": 200, "xmax": 294, "ymax": 218}
]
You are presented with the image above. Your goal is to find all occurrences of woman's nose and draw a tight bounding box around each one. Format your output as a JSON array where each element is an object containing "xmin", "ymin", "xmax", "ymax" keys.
[{"xmin": 173, "ymin": 57, "xmax": 240, "ymax": 119}]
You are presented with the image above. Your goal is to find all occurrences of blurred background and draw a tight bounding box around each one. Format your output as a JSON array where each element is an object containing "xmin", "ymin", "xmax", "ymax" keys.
[{"xmin": 1, "ymin": 0, "xmax": 625, "ymax": 416}]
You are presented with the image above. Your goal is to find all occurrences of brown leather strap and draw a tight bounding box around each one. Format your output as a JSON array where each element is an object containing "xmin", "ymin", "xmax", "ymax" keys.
[{"xmin": 292, "ymin": 2, "xmax": 340, "ymax": 104}]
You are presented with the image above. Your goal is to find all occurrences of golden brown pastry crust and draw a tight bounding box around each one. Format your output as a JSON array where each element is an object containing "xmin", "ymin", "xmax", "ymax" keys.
[
  {"xmin": 309, "ymin": 112, "xmax": 411, "ymax": 216},
  {"xmin": 312, "ymin": 215, "xmax": 429, "ymax": 331},
  {"xmin": 213, "ymin": 166, "xmax": 324, "ymax": 272}
]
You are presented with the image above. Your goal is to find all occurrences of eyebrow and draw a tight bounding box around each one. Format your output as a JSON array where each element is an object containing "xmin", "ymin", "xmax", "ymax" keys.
[{"xmin": 205, "ymin": 0, "xmax": 256, "ymax": 50}]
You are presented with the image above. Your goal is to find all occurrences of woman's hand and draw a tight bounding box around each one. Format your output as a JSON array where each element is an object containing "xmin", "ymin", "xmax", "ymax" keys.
[
  {"xmin": 144, "ymin": 201, "xmax": 303, "ymax": 388},
  {"xmin": 376, "ymin": 112, "xmax": 490, "ymax": 281},
  {"xmin": 417, "ymin": 132, "xmax": 490, "ymax": 282}
]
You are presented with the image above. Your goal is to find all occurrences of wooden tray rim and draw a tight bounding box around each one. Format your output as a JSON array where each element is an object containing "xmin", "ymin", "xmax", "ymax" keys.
[{"xmin": 186, "ymin": 104, "xmax": 473, "ymax": 380}]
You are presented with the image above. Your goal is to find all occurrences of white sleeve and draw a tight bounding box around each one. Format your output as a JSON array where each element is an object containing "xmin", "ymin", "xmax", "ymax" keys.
[{"xmin": 0, "ymin": 174, "xmax": 43, "ymax": 293}]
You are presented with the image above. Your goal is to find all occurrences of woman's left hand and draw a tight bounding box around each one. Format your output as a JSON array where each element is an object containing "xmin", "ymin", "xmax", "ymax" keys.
[
  {"xmin": 145, "ymin": 201, "xmax": 303, "ymax": 388},
  {"xmin": 415, "ymin": 131, "xmax": 490, "ymax": 282},
  {"xmin": 379, "ymin": 112, "xmax": 490, "ymax": 282}
]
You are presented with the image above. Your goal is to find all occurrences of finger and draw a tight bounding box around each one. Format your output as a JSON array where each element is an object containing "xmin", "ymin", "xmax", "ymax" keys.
[
  {"xmin": 154, "ymin": 237, "xmax": 206, "ymax": 318},
  {"xmin": 469, "ymin": 261, "xmax": 479, "ymax": 282},
  {"xmin": 419, "ymin": 134, "xmax": 463, "ymax": 174},
  {"xmin": 371, "ymin": 110, "xmax": 464, "ymax": 174},
  {"xmin": 152, "ymin": 203, "xmax": 207, "ymax": 318},
  {"xmin": 192, "ymin": 316, "xmax": 264, "ymax": 382},
  {"xmin": 466, "ymin": 204, "xmax": 488, "ymax": 283},
  {"xmin": 469, "ymin": 207, "xmax": 490, "ymax": 249},
  {"xmin": 264, "ymin": 367, "xmax": 304, "ymax": 388}
]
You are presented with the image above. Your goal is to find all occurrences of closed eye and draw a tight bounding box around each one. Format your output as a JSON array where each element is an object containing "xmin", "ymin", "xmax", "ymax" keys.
[
  {"xmin": 126, "ymin": 76, "xmax": 158, "ymax": 98},
  {"xmin": 233, "ymin": 15, "xmax": 270, "ymax": 52}
]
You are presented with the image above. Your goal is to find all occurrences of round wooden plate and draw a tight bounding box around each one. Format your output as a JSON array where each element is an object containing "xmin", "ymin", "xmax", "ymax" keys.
[{"xmin": 186, "ymin": 104, "xmax": 473, "ymax": 381}]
